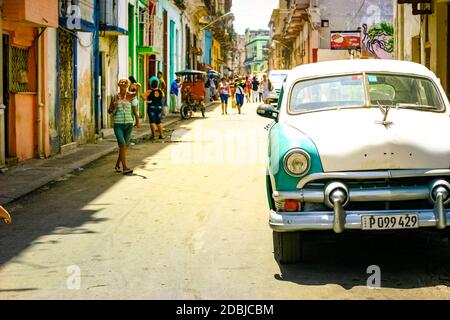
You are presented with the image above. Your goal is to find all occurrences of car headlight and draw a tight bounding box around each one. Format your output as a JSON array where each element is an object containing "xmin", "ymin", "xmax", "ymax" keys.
[{"xmin": 283, "ymin": 149, "xmax": 311, "ymax": 177}]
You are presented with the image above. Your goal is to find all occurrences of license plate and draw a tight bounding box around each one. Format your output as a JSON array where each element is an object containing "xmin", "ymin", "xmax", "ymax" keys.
[{"xmin": 361, "ymin": 214, "xmax": 419, "ymax": 230}]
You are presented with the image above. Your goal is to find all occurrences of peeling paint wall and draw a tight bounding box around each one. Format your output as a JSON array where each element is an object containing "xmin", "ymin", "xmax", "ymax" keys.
[
  {"xmin": 76, "ymin": 32, "xmax": 95, "ymax": 145},
  {"xmin": 100, "ymin": 36, "xmax": 119, "ymax": 128},
  {"xmin": 46, "ymin": 29, "xmax": 59, "ymax": 155}
]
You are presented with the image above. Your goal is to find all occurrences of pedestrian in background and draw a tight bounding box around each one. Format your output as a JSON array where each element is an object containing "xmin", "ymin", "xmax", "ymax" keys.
[
  {"xmin": 219, "ymin": 77, "xmax": 229, "ymax": 115},
  {"xmin": 261, "ymin": 74, "xmax": 273, "ymax": 104},
  {"xmin": 244, "ymin": 76, "xmax": 252, "ymax": 103},
  {"xmin": 129, "ymin": 76, "xmax": 141, "ymax": 119},
  {"xmin": 252, "ymin": 76, "xmax": 260, "ymax": 103},
  {"xmin": 142, "ymin": 76, "xmax": 165, "ymax": 140},
  {"xmin": 209, "ymin": 76, "xmax": 217, "ymax": 101},
  {"xmin": 229, "ymin": 77, "xmax": 236, "ymax": 110},
  {"xmin": 157, "ymin": 71, "xmax": 167, "ymax": 113},
  {"xmin": 170, "ymin": 76, "xmax": 182, "ymax": 113},
  {"xmin": 108, "ymin": 79, "xmax": 140, "ymax": 175},
  {"xmin": 235, "ymin": 77, "xmax": 245, "ymax": 114},
  {"xmin": 258, "ymin": 78, "xmax": 264, "ymax": 103}
]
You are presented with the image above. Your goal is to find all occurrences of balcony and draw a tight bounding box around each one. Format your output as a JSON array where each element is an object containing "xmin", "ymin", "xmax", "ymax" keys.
[
  {"xmin": 283, "ymin": 0, "xmax": 309, "ymax": 40},
  {"xmin": 137, "ymin": 15, "xmax": 163, "ymax": 56},
  {"xmin": 99, "ymin": 0, "xmax": 128, "ymax": 35},
  {"xmin": 3, "ymin": 0, "xmax": 58, "ymax": 28}
]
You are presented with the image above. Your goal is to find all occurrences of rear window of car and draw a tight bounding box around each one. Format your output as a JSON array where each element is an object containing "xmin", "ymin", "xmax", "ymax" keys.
[{"xmin": 289, "ymin": 74, "xmax": 365, "ymax": 113}]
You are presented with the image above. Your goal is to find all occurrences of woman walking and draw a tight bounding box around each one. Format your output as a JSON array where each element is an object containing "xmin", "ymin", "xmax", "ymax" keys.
[
  {"xmin": 229, "ymin": 77, "xmax": 236, "ymax": 110},
  {"xmin": 219, "ymin": 77, "xmax": 229, "ymax": 115},
  {"xmin": 129, "ymin": 76, "xmax": 141, "ymax": 118},
  {"xmin": 261, "ymin": 74, "xmax": 273, "ymax": 104},
  {"xmin": 258, "ymin": 79, "xmax": 263, "ymax": 103},
  {"xmin": 244, "ymin": 76, "xmax": 252, "ymax": 103},
  {"xmin": 235, "ymin": 78, "xmax": 245, "ymax": 114},
  {"xmin": 108, "ymin": 79, "xmax": 140, "ymax": 175},
  {"xmin": 142, "ymin": 76, "xmax": 165, "ymax": 139}
]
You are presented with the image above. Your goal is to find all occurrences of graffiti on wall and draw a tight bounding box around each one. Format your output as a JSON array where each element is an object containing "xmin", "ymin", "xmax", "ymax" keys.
[
  {"xmin": 359, "ymin": 2, "xmax": 394, "ymax": 59},
  {"xmin": 361, "ymin": 22, "xmax": 394, "ymax": 59}
]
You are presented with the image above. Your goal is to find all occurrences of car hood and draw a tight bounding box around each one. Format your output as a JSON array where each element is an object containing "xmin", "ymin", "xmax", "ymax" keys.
[{"xmin": 284, "ymin": 108, "xmax": 450, "ymax": 172}]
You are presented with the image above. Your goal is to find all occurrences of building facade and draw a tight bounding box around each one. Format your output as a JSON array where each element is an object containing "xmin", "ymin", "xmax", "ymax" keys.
[
  {"xmin": 0, "ymin": 0, "xmax": 234, "ymax": 168},
  {"xmin": 244, "ymin": 29, "xmax": 270, "ymax": 75},
  {"xmin": 1, "ymin": 0, "xmax": 58, "ymax": 166},
  {"xmin": 394, "ymin": 0, "xmax": 449, "ymax": 97},
  {"xmin": 269, "ymin": 0, "xmax": 394, "ymax": 70}
]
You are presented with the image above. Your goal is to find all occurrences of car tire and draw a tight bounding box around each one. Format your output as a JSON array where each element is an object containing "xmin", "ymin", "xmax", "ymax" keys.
[
  {"xmin": 273, "ymin": 231, "xmax": 304, "ymax": 264},
  {"xmin": 445, "ymin": 228, "xmax": 450, "ymax": 245}
]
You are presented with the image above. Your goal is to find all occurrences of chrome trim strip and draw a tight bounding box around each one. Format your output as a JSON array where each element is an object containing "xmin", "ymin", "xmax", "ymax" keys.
[
  {"xmin": 269, "ymin": 209, "xmax": 450, "ymax": 232},
  {"xmin": 349, "ymin": 186, "xmax": 429, "ymax": 202},
  {"xmin": 274, "ymin": 186, "xmax": 430, "ymax": 203},
  {"xmin": 297, "ymin": 170, "xmax": 450, "ymax": 189}
]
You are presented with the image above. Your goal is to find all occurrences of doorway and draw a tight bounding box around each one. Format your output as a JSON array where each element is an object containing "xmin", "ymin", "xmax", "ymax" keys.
[{"xmin": 2, "ymin": 34, "xmax": 9, "ymax": 158}]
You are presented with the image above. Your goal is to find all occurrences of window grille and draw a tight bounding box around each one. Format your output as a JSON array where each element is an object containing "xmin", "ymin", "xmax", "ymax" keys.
[{"xmin": 10, "ymin": 46, "xmax": 29, "ymax": 93}]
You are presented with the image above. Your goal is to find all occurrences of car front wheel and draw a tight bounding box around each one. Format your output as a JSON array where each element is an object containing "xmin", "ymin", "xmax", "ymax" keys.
[{"xmin": 273, "ymin": 231, "xmax": 304, "ymax": 264}]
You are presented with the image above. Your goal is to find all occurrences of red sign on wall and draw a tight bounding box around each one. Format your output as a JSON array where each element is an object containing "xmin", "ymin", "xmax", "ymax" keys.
[{"xmin": 330, "ymin": 31, "xmax": 361, "ymax": 50}]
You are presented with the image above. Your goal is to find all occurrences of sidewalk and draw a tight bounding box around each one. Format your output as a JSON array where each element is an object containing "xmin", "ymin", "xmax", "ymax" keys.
[{"xmin": 0, "ymin": 103, "xmax": 217, "ymax": 205}]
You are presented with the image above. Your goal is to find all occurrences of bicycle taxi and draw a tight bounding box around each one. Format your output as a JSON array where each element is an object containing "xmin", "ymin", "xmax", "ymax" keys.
[{"xmin": 176, "ymin": 69, "xmax": 207, "ymax": 119}]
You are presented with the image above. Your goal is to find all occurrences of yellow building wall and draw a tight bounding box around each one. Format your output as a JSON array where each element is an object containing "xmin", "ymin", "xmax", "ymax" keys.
[{"xmin": 212, "ymin": 39, "xmax": 221, "ymax": 72}]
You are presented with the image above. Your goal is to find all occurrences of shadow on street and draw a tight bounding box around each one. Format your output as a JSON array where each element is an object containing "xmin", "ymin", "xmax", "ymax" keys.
[{"xmin": 274, "ymin": 230, "xmax": 450, "ymax": 290}]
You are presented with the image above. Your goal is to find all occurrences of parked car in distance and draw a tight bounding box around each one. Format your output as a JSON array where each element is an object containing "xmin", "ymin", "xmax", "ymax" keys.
[
  {"xmin": 257, "ymin": 59, "xmax": 450, "ymax": 264},
  {"xmin": 268, "ymin": 70, "xmax": 289, "ymax": 104}
]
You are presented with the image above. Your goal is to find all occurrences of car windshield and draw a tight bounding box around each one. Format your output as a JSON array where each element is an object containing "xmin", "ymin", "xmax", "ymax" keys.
[
  {"xmin": 290, "ymin": 74, "xmax": 365, "ymax": 113},
  {"xmin": 289, "ymin": 73, "xmax": 445, "ymax": 114},
  {"xmin": 367, "ymin": 73, "xmax": 444, "ymax": 111}
]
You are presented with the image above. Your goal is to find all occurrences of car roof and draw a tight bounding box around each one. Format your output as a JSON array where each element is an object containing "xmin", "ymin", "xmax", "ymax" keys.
[{"xmin": 288, "ymin": 59, "xmax": 436, "ymax": 80}]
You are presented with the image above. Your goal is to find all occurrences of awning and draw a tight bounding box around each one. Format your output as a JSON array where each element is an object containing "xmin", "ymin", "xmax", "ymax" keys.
[{"xmin": 137, "ymin": 46, "xmax": 160, "ymax": 56}]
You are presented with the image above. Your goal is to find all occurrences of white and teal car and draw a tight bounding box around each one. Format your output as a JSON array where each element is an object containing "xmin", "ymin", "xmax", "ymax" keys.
[{"xmin": 257, "ymin": 59, "xmax": 450, "ymax": 264}]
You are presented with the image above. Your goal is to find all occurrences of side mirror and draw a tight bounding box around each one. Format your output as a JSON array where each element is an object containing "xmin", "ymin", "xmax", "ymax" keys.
[{"xmin": 257, "ymin": 104, "xmax": 279, "ymax": 120}]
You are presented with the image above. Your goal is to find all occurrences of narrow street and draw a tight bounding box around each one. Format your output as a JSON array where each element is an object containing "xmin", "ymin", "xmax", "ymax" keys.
[{"xmin": 1, "ymin": 103, "xmax": 450, "ymax": 299}]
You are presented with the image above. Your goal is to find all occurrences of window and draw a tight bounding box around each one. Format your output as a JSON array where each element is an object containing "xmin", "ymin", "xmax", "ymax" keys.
[
  {"xmin": 290, "ymin": 75, "xmax": 365, "ymax": 113},
  {"xmin": 367, "ymin": 74, "xmax": 444, "ymax": 111}
]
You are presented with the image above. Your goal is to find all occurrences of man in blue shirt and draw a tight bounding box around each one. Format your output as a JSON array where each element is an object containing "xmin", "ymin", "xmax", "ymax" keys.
[{"xmin": 170, "ymin": 76, "xmax": 181, "ymax": 112}]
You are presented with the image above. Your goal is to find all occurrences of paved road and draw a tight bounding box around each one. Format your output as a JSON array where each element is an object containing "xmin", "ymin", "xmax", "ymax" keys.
[{"xmin": 1, "ymin": 103, "xmax": 450, "ymax": 299}]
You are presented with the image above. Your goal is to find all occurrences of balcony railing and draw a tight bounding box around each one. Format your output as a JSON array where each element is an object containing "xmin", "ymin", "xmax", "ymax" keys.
[{"xmin": 148, "ymin": 15, "xmax": 163, "ymax": 52}]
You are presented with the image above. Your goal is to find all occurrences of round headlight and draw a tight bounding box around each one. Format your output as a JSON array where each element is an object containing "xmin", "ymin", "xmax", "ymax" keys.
[{"xmin": 283, "ymin": 149, "xmax": 311, "ymax": 177}]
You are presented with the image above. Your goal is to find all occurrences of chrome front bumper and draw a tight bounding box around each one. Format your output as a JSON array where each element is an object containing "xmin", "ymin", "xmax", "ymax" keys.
[{"xmin": 269, "ymin": 209, "xmax": 450, "ymax": 232}]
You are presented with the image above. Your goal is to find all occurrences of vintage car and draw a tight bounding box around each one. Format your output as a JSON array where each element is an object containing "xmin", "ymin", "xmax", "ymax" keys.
[
  {"xmin": 268, "ymin": 69, "xmax": 290, "ymax": 104},
  {"xmin": 257, "ymin": 59, "xmax": 450, "ymax": 264}
]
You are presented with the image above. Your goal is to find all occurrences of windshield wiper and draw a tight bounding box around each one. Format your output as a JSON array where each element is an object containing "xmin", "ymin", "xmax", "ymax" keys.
[{"xmin": 395, "ymin": 103, "xmax": 436, "ymax": 111}]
